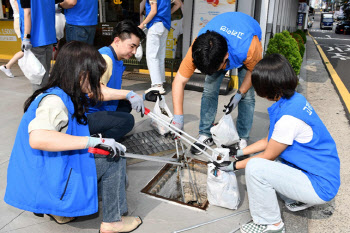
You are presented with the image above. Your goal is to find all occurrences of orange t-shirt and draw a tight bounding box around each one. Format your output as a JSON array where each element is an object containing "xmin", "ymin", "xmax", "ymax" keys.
[{"xmin": 178, "ymin": 35, "xmax": 262, "ymax": 78}]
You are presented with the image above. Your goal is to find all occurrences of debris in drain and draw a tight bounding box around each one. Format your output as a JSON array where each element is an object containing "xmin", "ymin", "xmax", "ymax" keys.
[{"xmin": 143, "ymin": 160, "xmax": 209, "ymax": 210}]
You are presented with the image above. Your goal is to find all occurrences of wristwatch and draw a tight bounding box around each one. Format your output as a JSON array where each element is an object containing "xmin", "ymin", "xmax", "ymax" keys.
[
  {"xmin": 237, "ymin": 90, "xmax": 246, "ymax": 99},
  {"xmin": 24, "ymin": 34, "xmax": 31, "ymax": 39}
]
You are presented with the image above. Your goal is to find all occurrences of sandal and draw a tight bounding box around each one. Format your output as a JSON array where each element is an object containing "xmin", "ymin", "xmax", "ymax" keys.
[
  {"xmin": 33, "ymin": 213, "xmax": 76, "ymax": 224},
  {"xmin": 99, "ymin": 216, "xmax": 143, "ymax": 233}
]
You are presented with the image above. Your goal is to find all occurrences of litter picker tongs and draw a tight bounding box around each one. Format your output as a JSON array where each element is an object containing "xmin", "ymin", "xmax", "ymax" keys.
[
  {"xmin": 88, "ymin": 107, "xmax": 222, "ymax": 165},
  {"xmin": 89, "ymin": 107, "xmax": 222, "ymax": 204}
]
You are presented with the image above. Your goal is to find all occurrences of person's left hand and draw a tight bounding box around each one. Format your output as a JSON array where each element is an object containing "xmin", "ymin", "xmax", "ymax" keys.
[
  {"xmin": 55, "ymin": 3, "xmax": 62, "ymax": 13},
  {"xmin": 126, "ymin": 91, "xmax": 145, "ymax": 117},
  {"xmin": 224, "ymin": 92, "xmax": 242, "ymax": 114},
  {"xmin": 144, "ymin": 90, "xmax": 162, "ymax": 102},
  {"xmin": 211, "ymin": 160, "xmax": 237, "ymax": 172},
  {"xmin": 21, "ymin": 38, "xmax": 32, "ymax": 51}
]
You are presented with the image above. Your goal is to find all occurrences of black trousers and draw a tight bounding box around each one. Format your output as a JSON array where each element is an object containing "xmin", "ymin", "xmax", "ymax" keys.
[{"xmin": 87, "ymin": 100, "xmax": 135, "ymax": 142}]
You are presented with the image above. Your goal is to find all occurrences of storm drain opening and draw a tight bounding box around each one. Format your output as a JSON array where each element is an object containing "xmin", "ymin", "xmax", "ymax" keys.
[{"xmin": 141, "ymin": 156, "xmax": 209, "ymax": 210}]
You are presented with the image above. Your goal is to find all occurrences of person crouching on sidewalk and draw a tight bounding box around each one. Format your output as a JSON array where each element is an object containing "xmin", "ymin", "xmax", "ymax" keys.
[
  {"xmin": 4, "ymin": 41, "xmax": 142, "ymax": 233},
  {"xmin": 214, "ymin": 53, "xmax": 340, "ymax": 233}
]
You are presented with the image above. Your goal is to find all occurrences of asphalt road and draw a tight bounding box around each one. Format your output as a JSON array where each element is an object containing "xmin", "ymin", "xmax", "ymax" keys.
[{"xmin": 309, "ymin": 10, "xmax": 350, "ymax": 93}]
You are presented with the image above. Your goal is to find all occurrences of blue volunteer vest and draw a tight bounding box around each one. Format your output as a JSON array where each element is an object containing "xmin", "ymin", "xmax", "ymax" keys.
[
  {"xmin": 145, "ymin": 0, "xmax": 171, "ymax": 31},
  {"xmin": 198, "ymin": 12, "xmax": 262, "ymax": 70},
  {"xmin": 18, "ymin": 0, "xmax": 56, "ymax": 47},
  {"xmin": 88, "ymin": 46, "xmax": 125, "ymax": 113},
  {"xmin": 4, "ymin": 87, "xmax": 98, "ymax": 217},
  {"xmin": 65, "ymin": 0, "xmax": 98, "ymax": 26},
  {"xmin": 267, "ymin": 93, "xmax": 340, "ymax": 201}
]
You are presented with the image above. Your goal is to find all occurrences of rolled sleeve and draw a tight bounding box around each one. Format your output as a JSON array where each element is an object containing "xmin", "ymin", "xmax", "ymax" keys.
[
  {"xmin": 177, "ymin": 41, "xmax": 197, "ymax": 78},
  {"xmin": 28, "ymin": 95, "xmax": 69, "ymax": 134},
  {"xmin": 100, "ymin": 55, "xmax": 113, "ymax": 85},
  {"xmin": 243, "ymin": 35, "xmax": 263, "ymax": 72}
]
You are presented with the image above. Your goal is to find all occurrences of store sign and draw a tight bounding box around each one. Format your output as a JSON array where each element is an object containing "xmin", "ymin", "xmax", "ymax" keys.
[
  {"xmin": 113, "ymin": 0, "xmax": 122, "ymax": 4},
  {"xmin": 0, "ymin": 27, "xmax": 17, "ymax": 41},
  {"xmin": 191, "ymin": 0, "xmax": 236, "ymax": 41},
  {"xmin": 298, "ymin": 13, "xmax": 304, "ymax": 26}
]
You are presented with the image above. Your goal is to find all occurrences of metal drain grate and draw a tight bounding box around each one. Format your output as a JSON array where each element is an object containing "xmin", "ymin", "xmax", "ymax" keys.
[{"xmin": 122, "ymin": 129, "xmax": 176, "ymax": 156}]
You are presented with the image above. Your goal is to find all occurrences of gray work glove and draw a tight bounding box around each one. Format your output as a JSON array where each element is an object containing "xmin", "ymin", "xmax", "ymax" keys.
[
  {"xmin": 224, "ymin": 92, "xmax": 243, "ymax": 115},
  {"xmin": 55, "ymin": 3, "xmax": 62, "ymax": 13},
  {"xmin": 212, "ymin": 160, "xmax": 237, "ymax": 172},
  {"xmin": 168, "ymin": 114, "xmax": 184, "ymax": 140},
  {"xmin": 87, "ymin": 135, "xmax": 126, "ymax": 160},
  {"xmin": 221, "ymin": 144, "xmax": 247, "ymax": 161},
  {"xmin": 21, "ymin": 38, "xmax": 32, "ymax": 51},
  {"xmin": 126, "ymin": 91, "xmax": 145, "ymax": 117}
]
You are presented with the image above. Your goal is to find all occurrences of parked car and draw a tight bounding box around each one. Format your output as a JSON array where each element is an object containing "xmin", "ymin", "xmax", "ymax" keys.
[
  {"xmin": 335, "ymin": 21, "xmax": 350, "ymax": 34},
  {"xmin": 337, "ymin": 15, "xmax": 346, "ymax": 21}
]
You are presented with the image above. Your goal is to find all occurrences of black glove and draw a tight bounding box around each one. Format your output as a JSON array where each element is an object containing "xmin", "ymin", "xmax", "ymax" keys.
[
  {"xmin": 144, "ymin": 90, "xmax": 162, "ymax": 102},
  {"xmin": 211, "ymin": 160, "xmax": 237, "ymax": 172}
]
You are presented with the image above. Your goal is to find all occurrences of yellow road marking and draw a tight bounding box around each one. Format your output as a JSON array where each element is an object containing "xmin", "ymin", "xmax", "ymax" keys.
[{"xmin": 308, "ymin": 32, "xmax": 350, "ymax": 113}]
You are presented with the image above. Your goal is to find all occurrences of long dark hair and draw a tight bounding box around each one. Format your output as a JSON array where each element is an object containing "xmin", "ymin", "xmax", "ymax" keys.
[{"xmin": 24, "ymin": 41, "xmax": 106, "ymax": 125}]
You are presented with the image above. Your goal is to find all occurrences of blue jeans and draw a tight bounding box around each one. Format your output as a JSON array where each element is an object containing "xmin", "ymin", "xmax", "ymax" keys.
[
  {"xmin": 199, "ymin": 66, "xmax": 255, "ymax": 139},
  {"xmin": 87, "ymin": 100, "xmax": 135, "ymax": 142},
  {"xmin": 65, "ymin": 23, "xmax": 96, "ymax": 45},
  {"xmin": 95, "ymin": 156, "xmax": 128, "ymax": 222}
]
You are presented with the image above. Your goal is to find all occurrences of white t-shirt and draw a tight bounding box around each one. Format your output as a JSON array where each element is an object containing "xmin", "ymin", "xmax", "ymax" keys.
[{"xmin": 271, "ymin": 115, "xmax": 313, "ymax": 145}]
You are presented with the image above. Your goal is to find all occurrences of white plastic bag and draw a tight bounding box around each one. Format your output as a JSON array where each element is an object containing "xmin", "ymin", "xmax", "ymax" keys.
[
  {"xmin": 210, "ymin": 114, "xmax": 239, "ymax": 147},
  {"xmin": 18, "ymin": 50, "xmax": 45, "ymax": 85},
  {"xmin": 211, "ymin": 148, "xmax": 230, "ymax": 162},
  {"xmin": 207, "ymin": 161, "xmax": 240, "ymax": 210},
  {"xmin": 135, "ymin": 45, "xmax": 143, "ymax": 62},
  {"xmin": 151, "ymin": 96, "xmax": 174, "ymax": 135},
  {"xmin": 55, "ymin": 13, "xmax": 66, "ymax": 40}
]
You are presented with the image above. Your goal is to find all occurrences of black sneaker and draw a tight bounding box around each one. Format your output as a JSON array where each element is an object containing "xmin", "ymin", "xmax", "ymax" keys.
[{"xmin": 190, "ymin": 135, "xmax": 214, "ymax": 155}]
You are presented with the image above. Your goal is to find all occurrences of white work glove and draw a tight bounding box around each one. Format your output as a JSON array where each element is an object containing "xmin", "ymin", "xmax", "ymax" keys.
[
  {"xmin": 126, "ymin": 91, "xmax": 145, "ymax": 117},
  {"xmin": 86, "ymin": 135, "xmax": 126, "ymax": 160}
]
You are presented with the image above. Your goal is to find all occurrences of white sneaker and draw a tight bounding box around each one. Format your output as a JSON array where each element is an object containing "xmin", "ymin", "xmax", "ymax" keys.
[
  {"xmin": 241, "ymin": 221, "xmax": 285, "ymax": 233},
  {"xmin": 0, "ymin": 65, "xmax": 14, "ymax": 78},
  {"xmin": 285, "ymin": 201, "xmax": 313, "ymax": 212},
  {"xmin": 145, "ymin": 84, "xmax": 166, "ymax": 94},
  {"xmin": 239, "ymin": 138, "xmax": 247, "ymax": 149}
]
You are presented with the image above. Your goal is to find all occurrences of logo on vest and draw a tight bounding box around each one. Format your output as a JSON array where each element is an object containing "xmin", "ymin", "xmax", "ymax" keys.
[
  {"xmin": 303, "ymin": 101, "xmax": 313, "ymax": 115},
  {"xmin": 220, "ymin": 26, "xmax": 244, "ymax": 39}
]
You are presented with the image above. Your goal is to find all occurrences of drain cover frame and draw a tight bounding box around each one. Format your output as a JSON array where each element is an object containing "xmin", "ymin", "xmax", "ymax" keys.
[{"xmin": 141, "ymin": 155, "xmax": 209, "ymax": 211}]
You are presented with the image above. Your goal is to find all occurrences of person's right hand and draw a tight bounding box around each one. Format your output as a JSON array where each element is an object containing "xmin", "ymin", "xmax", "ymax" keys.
[
  {"xmin": 21, "ymin": 38, "xmax": 32, "ymax": 51},
  {"xmin": 212, "ymin": 160, "xmax": 237, "ymax": 172},
  {"xmin": 94, "ymin": 137, "xmax": 126, "ymax": 159}
]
